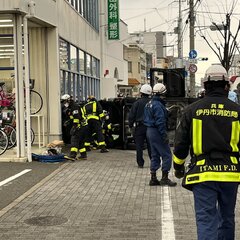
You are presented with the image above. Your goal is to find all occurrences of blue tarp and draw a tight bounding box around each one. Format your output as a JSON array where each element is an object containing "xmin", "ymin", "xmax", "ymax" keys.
[{"xmin": 32, "ymin": 153, "xmax": 66, "ymax": 163}]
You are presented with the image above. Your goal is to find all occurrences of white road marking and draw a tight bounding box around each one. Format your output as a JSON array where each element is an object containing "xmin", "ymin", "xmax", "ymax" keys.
[
  {"xmin": 0, "ymin": 169, "xmax": 32, "ymax": 187},
  {"xmin": 161, "ymin": 186, "xmax": 176, "ymax": 240}
]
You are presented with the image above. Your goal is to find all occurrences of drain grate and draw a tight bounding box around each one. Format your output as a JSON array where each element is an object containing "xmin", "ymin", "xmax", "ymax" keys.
[{"xmin": 24, "ymin": 216, "xmax": 68, "ymax": 226}]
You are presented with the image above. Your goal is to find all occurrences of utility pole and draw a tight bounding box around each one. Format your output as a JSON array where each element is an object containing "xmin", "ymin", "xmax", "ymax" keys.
[
  {"xmin": 189, "ymin": 0, "xmax": 195, "ymax": 97},
  {"xmin": 178, "ymin": 0, "xmax": 183, "ymax": 59}
]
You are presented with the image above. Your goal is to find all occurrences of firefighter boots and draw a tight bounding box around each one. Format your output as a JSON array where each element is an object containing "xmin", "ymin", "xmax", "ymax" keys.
[
  {"xmin": 100, "ymin": 147, "xmax": 109, "ymax": 153},
  {"xmin": 78, "ymin": 152, "xmax": 87, "ymax": 160},
  {"xmin": 149, "ymin": 172, "xmax": 160, "ymax": 186},
  {"xmin": 65, "ymin": 152, "xmax": 77, "ymax": 161},
  {"xmin": 159, "ymin": 171, "xmax": 177, "ymax": 187}
]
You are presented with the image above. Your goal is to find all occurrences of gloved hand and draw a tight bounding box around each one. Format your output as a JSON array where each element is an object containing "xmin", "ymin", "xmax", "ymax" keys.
[{"xmin": 174, "ymin": 162, "xmax": 185, "ymax": 179}]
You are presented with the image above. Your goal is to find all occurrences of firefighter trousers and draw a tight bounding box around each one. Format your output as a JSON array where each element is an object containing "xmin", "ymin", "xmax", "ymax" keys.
[
  {"xmin": 86, "ymin": 119, "xmax": 106, "ymax": 148},
  {"xmin": 70, "ymin": 125, "xmax": 88, "ymax": 155},
  {"xmin": 192, "ymin": 181, "xmax": 239, "ymax": 240},
  {"xmin": 146, "ymin": 127, "xmax": 172, "ymax": 173},
  {"xmin": 134, "ymin": 124, "xmax": 151, "ymax": 167}
]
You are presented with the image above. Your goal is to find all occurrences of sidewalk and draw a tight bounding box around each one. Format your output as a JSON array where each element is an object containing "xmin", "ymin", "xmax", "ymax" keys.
[{"xmin": 0, "ymin": 148, "xmax": 239, "ymax": 239}]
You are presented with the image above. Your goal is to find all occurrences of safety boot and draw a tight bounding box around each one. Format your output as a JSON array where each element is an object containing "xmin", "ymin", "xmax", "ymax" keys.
[
  {"xmin": 85, "ymin": 146, "xmax": 91, "ymax": 152},
  {"xmin": 149, "ymin": 172, "xmax": 160, "ymax": 186},
  {"xmin": 159, "ymin": 171, "xmax": 177, "ymax": 187},
  {"xmin": 78, "ymin": 152, "xmax": 87, "ymax": 160},
  {"xmin": 65, "ymin": 152, "xmax": 77, "ymax": 161},
  {"xmin": 100, "ymin": 147, "xmax": 109, "ymax": 153}
]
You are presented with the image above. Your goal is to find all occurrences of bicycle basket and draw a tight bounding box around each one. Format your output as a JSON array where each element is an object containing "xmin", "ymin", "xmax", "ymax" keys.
[{"xmin": 0, "ymin": 109, "xmax": 15, "ymax": 125}]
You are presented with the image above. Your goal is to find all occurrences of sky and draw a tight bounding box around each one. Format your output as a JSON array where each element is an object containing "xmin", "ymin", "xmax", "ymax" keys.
[{"xmin": 119, "ymin": 0, "xmax": 240, "ymax": 85}]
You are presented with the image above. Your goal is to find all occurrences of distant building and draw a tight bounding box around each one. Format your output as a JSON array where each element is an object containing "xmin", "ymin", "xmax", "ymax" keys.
[
  {"xmin": 123, "ymin": 44, "xmax": 147, "ymax": 96},
  {"xmin": 129, "ymin": 31, "xmax": 167, "ymax": 68}
]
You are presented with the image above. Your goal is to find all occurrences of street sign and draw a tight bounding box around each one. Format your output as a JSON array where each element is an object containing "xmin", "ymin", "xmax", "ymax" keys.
[
  {"xmin": 188, "ymin": 58, "xmax": 198, "ymax": 64},
  {"xmin": 189, "ymin": 49, "xmax": 197, "ymax": 59},
  {"xmin": 189, "ymin": 64, "xmax": 198, "ymax": 73}
]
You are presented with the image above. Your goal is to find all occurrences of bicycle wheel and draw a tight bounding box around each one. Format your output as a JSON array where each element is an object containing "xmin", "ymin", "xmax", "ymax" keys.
[
  {"xmin": 0, "ymin": 129, "xmax": 8, "ymax": 155},
  {"xmin": 3, "ymin": 124, "xmax": 16, "ymax": 149},
  {"xmin": 30, "ymin": 90, "xmax": 43, "ymax": 115},
  {"xmin": 30, "ymin": 128, "xmax": 35, "ymax": 145},
  {"xmin": 24, "ymin": 128, "xmax": 35, "ymax": 145},
  {"xmin": 10, "ymin": 127, "xmax": 35, "ymax": 146}
]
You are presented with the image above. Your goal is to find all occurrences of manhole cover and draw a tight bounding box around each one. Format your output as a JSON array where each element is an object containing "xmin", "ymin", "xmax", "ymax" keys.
[{"xmin": 24, "ymin": 216, "xmax": 68, "ymax": 226}]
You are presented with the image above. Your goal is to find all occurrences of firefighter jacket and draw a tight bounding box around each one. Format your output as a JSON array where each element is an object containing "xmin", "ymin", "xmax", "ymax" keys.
[
  {"xmin": 143, "ymin": 96, "xmax": 168, "ymax": 139},
  {"xmin": 71, "ymin": 103, "xmax": 88, "ymax": 127},
  {"xmin": 173, "ymin": 88, "xmax": 240, "ymax": 190},
  {"xmin": 83, "ymin": 99, "xmax": 105, "ymax": 121},
  {"xmin": 128, "ymin": 95, "xmax": 151, "ymax": 128}
]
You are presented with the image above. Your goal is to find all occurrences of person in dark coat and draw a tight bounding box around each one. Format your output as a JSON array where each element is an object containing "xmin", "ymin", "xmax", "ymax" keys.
[{"xmin": 128, "ymin": 84, "xmax": 152, "ymax": 168}]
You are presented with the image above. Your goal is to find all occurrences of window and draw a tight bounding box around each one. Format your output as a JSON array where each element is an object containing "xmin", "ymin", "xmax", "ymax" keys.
[
  {"xmin": 79, "ymin": 50, "xmax": 85, "ymax": 74},
  {"xmin": 60, "ymin": 38, "xmax": 100, "ymax": 101},
  {"xmin": 59, "ymin": 39, "xmax": 69, "ymax": 70},
  {"xmin": 138, "ymin": 62, "xmax": 140, "ymax": 73},
  {"xmin": 128, "ymin": 61, "xmax": 132, "ymax": 73},
  {"xmin": 67, "ymin": 0, "xmax": 99, "ymax": 31},
  {"xmin": 70, "ymin": 45, "xmax": 77, "ymax": 72},
  {"xmin": 86, "ymin": 54, "xmax": 91, "ymax": 76},
  {"xmin": 92, "ymin": 57, "xmax": 97, "ymax": 77},
  {"xmin": 79, "ymin": 0, "xmax": 83, "ymax": 15}
]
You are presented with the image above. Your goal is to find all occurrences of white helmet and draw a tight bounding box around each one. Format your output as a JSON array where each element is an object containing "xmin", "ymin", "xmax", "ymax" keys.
[
  {"xmin": 61, "ymin": 94, "xmax": 70, "ymax": 101},
  {"xmin": 153, "ymin": 83, "xmax": 167, "ymax": 94},
  {"xmin": 140, "ymin": 84, "xmax": 152, "ymax": 95},
  {"xmin": 204, "ymin": 63, "xmax": 228, "ymax": 82}
]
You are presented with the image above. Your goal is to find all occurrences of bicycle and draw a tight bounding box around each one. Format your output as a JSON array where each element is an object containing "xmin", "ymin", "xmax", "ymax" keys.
[
  {"xmin": 0, "ymin": 109, "xmax": 35, "ymax": 150},
  {"xmin": 0, "ymin": 127, "xmax": 9, "ymax": 155},
  {"xmin": 7, "ymin": 124, "xmax": 35, "ymax": 149},
  {"xmin": 0, "ymin": 80, "xmax": 43, "ymax": 115}
]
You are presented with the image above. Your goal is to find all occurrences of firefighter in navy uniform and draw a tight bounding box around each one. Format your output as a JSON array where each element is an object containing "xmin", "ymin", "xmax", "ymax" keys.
[
  {"xmin": 83, "ymin": 95, "xmax": 109, "ymax": 153},
  {"xmin": 144, "ymin": 83, "xmax": 176, "ymax": 187},
  {"xmin": 173, "ymin": 64, "xmax": 240, "ymax": 240},
  {"xmin": 67, "ymin": 102, "xmax": 88, "ymax": 160},
  {"xmin": 128, "ymin": 84, "xmax": 152, "ymax": 168}
]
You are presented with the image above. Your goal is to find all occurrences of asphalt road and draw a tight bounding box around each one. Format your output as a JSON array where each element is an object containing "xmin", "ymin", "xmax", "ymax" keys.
[{"xmin": 0, "ymin": 161, "xmax": 63, "ymax": 210}]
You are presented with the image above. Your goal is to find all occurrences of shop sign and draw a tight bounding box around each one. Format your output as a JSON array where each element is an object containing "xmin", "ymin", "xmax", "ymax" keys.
[{"xmin": 108, "ymin": 0, "xmax": 119, "ymax": 40}]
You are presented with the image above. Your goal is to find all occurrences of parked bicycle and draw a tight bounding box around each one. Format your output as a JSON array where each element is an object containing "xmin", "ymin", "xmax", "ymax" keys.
[
  {"xmin": 0, "ymin": 79, "xmax": 43, "ymax": 115},
  {"xmin": 0, "ymin": 109, "xmax": 35, "ymax": 152},
  {"xmin": 0, "ymin": 126, "xmax": 8, "ymax": 155}
]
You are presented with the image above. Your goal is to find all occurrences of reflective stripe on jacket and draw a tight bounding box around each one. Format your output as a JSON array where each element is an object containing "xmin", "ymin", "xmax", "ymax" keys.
[
  {"xmin": 83, "ymin": 100, "xmax": 104, "ymax": 120},
  {"xmin": 173, "ymin": 89, "xmax": 240, "ymax": 189},
  {"xmin": 71, "ymin": 105, "xmax": 88, "ymax": 126}
]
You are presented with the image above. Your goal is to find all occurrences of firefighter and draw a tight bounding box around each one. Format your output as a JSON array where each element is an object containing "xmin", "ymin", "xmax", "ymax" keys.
[
  {"xmin": 83, "ymin": 95, "xmax": 109, "ymax": 153},
  {"xmin": 61, "ymin": 94, "xmax": 74, "ymax": 144},
  {"xmin": 144, "ymin": 83, "xmax": 176, "ymax": 186},
  {"xmin": 67, "ymin": 101, "xmax": 89, "ymax": 160},
  {"xmin": 128, "ymin": 84, "xmax": 152, "ymax": 168},
  {"xmin": 173, "ymin": 63, "xmax": 240, "ymax": 240}
]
